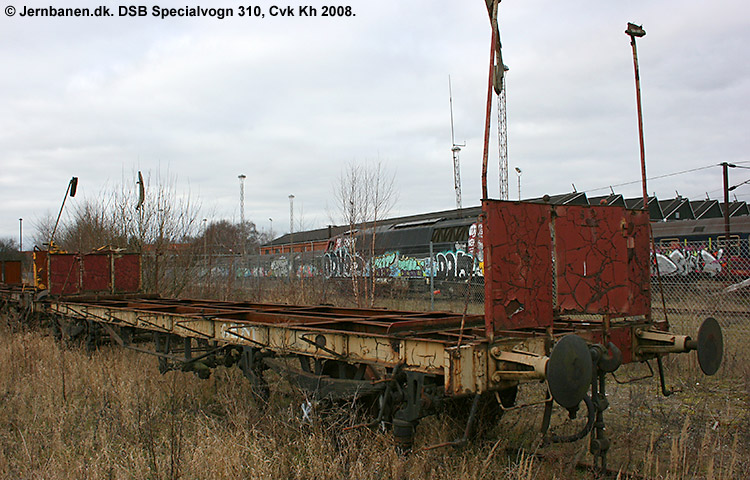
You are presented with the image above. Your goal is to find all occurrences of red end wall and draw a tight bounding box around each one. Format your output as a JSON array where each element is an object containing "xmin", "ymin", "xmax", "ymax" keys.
[{"xmin": 482, "ymin": 200, "xmax": 651, "ymax": 336}]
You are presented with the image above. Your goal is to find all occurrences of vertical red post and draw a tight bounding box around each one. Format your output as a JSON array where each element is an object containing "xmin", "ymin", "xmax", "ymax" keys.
[{"xmin": 626, "ymin": 23, "xmax": 648, "ymax": 209}]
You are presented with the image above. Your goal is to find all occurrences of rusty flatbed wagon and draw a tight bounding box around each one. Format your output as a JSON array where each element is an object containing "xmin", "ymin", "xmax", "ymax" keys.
[{"xmin": 0, "ymin": 200, "xmax": 724, "ymax": 471}]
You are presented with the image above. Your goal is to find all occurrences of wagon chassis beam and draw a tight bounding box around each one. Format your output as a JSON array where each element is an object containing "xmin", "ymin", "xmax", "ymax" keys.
[{"xmin": 96, "ymin": 320, "xmax": 229, "ymax": 368}]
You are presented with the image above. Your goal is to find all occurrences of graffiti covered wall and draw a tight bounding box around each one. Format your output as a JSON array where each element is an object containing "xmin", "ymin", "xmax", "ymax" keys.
[{"xmin": 323, "ymin": 223, "xmax": 484, "ymax": 280}]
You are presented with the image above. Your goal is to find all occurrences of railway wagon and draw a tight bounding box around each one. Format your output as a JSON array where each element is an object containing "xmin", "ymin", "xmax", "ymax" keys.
[{"xmin": 0, "ymin": 199, "xmax": 724, "ymax": 472}]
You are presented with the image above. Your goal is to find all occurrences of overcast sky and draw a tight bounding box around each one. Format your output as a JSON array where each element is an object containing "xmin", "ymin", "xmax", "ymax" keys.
[{"xmin": 1, "ymin": 0, "xmax": 748, "ymax": 247}]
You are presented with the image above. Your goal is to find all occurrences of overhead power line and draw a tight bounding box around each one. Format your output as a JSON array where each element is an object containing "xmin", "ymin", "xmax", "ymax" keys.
[{"xmin": 585, "ymin": 163, "xmax": 729, "ymax": 195}]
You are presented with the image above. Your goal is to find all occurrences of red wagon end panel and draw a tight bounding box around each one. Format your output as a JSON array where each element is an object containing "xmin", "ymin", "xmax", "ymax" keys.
[
  {"xmin": 114, "ymin": 254, "xmax": 141, "ymax": 293},
  {"xmin": 483, "ymin": 201, "xmax": 554, "ymax": 332},
  {"xmin": 554, "ymin": 206, "xmax": 649, "ymax": 316},
  {"xmin": 626, "ymin": 209, "xmax": 652, "ymax": 316},
  {"xmin": 483, "ymin": 201, "xmax": 651, "ymax": 336},
  {"xmin": 49, "ymin": 254, "xmax": 81, "ymax": 295},
  {"xmin": 1, "ymin": 261, "xmax": 22, "ymax": 285},
  {"xmin": 81, "ymin": 254, "xmax": 111, "ymax": 292}
]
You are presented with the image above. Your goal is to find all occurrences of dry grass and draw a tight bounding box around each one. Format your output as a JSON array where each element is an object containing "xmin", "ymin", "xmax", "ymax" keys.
[{"xmin": 0, "ymin": 302, "xmax": 747, "ymax": 479}]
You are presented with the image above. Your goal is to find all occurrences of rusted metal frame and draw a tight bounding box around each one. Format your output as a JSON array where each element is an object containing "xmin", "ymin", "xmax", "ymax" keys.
[
  {"xmin": 218, "ymin": 322, "xmax": 450, "ymax": 376},
  {"xmin": 58, "ymin": 293, "xmax": 159, "ymax": 304},
  {"xmin": 358, "ymin": 311, "xmax": 466, "ymax": 321},
  {"xmin": 135, "ymin": 315, "xmax": 173, "ymax": 333},
  {"xmin": 64, "ymin": 302, "xmax": 225, "ymax": 355},
  {"xmin": 67, "ymin": 297, "xmax": 217, "ymax": 314},
  {"xmin": 53, "ymin": 298, "xmax": 485, "ymax": 391},
  {"xmin": 299, "ymin": 335, "xmax": 348, "ymax": 360},
  {"xmin": 310, "ymin": 319, "xmax": 395, "ymax": 329},
  {"xmin": 291, "ymin": 318, "xmax": 482, "ymax": 344},
  {"xmin": 153, "ymin": 298, "xmax": 283, "ymax": 310},
  {"xmin": 276, "ymin": 314, "xmax": 483, "ymax": 338},
  {"xmin": 386, "ymin": 314, "xmax": 484, "ymax": 335},
  {"xmin": 99, "ymin": 321, "xmax": 225, "ymax": 364},
  {"xmin": 71, "ymin": 295, "xmax": 478, "ymax": 329},
  {"xmin": 174, "ymin": 318, "xmax": 215, "ymax": 339},
  {"xmin": 274, "ymin": 305, "xmax": 418, "ymax": 317},
  {"xmin": 215, "ymin": 310, "xmax": 359, "ymax": 326},
  {"xmin": 252, "ymin": 319, "xmax": 462, "ymax": 347},
  {"xmin": 101, "ymin": 302, "xmax": 228, "ymax": 316},
  {"xmin": 53, "ymin": 304, "xmax": 139, "ymax": 328},
  {"xmin": 217, "ymin": 310, "xmax": 476, "ymax": 334},
  {"xmin": 436, "ymin": 330, "xmax": 485, "ymax": 340},
  {"xmin": 222, "ymin": 325, "xmax": 268, "ymax": 349},
  {"xmin": 147, "ymin": 299, "xmax": 400, "ymax": 318}
]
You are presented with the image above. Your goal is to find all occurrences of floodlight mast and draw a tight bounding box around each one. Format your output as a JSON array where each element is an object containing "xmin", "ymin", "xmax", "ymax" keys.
[
  {"xmin": 449, "ymin": 76, "xmax": 465, "ymax": 210},
  {"xmin": 625, "ymin": 22, "xmax": 648, "ymax": 209}
]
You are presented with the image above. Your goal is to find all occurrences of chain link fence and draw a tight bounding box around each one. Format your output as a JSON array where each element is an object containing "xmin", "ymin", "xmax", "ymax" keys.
[
  {"xmin": 160, "ymin": 239, "xmax": 749, "ymax": 351},
  {"xmin": 652, "ymin": 239, "xmax": 750, "ymax": 355}
]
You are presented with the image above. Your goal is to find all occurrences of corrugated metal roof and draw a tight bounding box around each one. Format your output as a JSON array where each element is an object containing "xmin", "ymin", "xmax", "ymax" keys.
[{"xmin": 264, "ymin": 194, "xmax": 748, "ymax": 248}]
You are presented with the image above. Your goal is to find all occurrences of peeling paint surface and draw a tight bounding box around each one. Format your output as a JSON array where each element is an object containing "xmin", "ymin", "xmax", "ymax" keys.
[
  {"xmin": 483, "ymin": 202, "xmax": 554, "ymax": 332},
  {"xmin": 483, "ymin": 201, "xmax": 651, "ymax": 334}
]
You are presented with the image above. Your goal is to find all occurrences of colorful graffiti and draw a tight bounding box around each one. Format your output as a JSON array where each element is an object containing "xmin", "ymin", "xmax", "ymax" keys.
[
  {"xmin": 654, "ymin": 248, "xmax": 722, "ymax": 277},
  {"xmin": 324, "ymin": 248, "xmax": 484, "ymax": 280},
  {"xmin": 323, "ymin": 222, "xmax": 485, "ymax": 280},
  {"xmin": 324, "ymin": 248, "xmax": 363, "ymax": 278}
]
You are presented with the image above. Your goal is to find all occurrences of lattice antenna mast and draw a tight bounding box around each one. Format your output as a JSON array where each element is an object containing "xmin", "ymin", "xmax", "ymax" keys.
[
  {"xmin": 497, "ymin": 75, "xmax": 509, "ymax": 200},
  {"xmin": 493, "ymin": 15, "xmax": 509, "ymax": 201},
  {"xmin": 449, "ymin": 76, "xmax": 466, "ymax": 209}
]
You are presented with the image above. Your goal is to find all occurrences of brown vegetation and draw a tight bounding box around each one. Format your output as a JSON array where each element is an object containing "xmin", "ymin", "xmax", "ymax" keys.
[{"xmin": 1, "ymin": 296, "xmax": 747, "ymax": 479}]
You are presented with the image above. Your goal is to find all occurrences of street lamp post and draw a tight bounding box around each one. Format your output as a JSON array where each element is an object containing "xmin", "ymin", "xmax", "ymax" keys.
[
  {"xmin": 202, "ymin": 218, "xmax": 207, "ymax": 258},
  {"xmin": 19, "ymin": 218, "xmax": 22, "ymax": 251},
  {"xmin": 288, "ymin": 195, "xmax": 295, "ymax": 279},
  {"xmin": 515, "ymin": 167, "xmax": 522, "ymax": 200},
  {"xmin": 626, "ymin": 22, "xmax": 648, "ymax": 209}
]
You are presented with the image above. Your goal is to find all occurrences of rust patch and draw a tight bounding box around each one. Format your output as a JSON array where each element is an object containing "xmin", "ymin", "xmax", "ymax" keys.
[{"xmin": 483, "ymin": 201, "xmax": 651, "ymax": 335}]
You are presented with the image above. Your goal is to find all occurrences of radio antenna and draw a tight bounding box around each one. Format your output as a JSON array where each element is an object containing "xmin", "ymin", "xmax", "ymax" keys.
[{"xmin": 449, "ymin": 75, "xmax": 465, "ymax": 209}]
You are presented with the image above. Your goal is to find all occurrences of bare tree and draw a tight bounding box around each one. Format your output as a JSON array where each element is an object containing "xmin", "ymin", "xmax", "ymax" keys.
[
  {"xmin": 363, "ymin": 160, "xmax": 397, "ymax": 306},
  {"xmin": 198, "ymin": 219, "xmax": 262, "ymax": 255},
  {"xmin": 0, "ymin": 237, "xmax": 19, "ymax": 253},
  {"xmin": 114, "ymin": 169, "xmax": 202, "ymax": 296},
  {"xmin": 31, "ymin": 212, "xmax": 55, "ymax": 251},
  {"xmin": 332, "ymin": 159, "xmax": 397, "ymax": 306},
  {"xmin": 333, "ymin": 162, "xmax": 366, "ymax": 305},
  {"xmin": 32, "ymin": 169, "xmax": 203, "ymax": 296}
]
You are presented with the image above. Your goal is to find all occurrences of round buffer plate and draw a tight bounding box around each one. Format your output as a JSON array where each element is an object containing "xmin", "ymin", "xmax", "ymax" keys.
[
  {"xmin": 697, "ymin": 317, "xmax": 723, "ymax": 376},
  {"xmin": 547, "ymin": 334, "xmax": 592, "ymax": 409}
]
